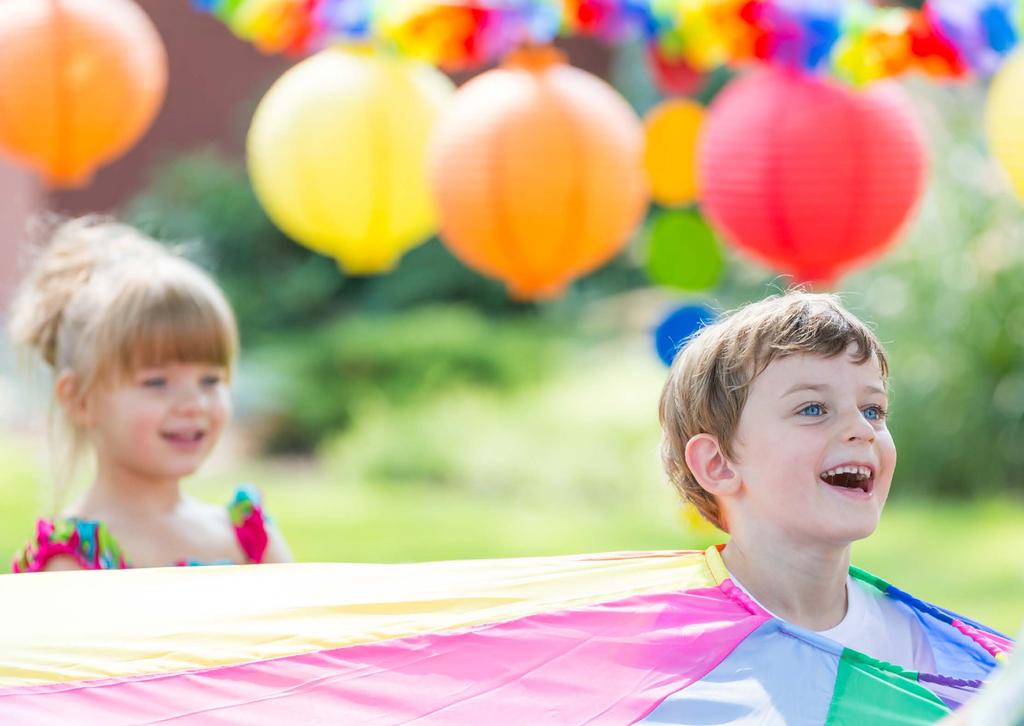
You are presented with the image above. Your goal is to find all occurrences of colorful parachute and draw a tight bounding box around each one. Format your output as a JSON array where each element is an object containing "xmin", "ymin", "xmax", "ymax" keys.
[{"xmin": 0, "ymin": 547, "xmax": 1012, "ymax": 724}]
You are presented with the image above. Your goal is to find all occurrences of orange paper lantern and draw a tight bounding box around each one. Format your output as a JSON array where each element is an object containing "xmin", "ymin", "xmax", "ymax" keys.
[
  {"xmin": 429, "ymin": 47, "xmax": 648, "ymax": 300},
  {"xmin": 0, "ymin": 0, "xmax": 167, "ymax": 187}
]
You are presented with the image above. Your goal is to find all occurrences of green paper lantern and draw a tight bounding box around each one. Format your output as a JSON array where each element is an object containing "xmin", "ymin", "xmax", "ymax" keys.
[{"xmin": 646, "ymin": 209, "xmax": 723, "ymax": 291}]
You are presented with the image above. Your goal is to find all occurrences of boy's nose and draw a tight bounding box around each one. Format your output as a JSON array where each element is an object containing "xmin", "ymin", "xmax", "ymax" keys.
[{"xmin": 844, "ymin": 414, "xmax": 876, "ymax": 442}]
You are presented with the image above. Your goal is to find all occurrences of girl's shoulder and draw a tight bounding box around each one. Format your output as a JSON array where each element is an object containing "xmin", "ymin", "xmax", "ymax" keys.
[
  {"xmin": 226, "ymin": 485, "xmax": 292, "ymax": 564},
  {"xmin": 225, "ymin": 484, "xmax": 271, "ymax": 565},
  {"xmin": 11, "ymin": 517, "xmax": 129, "ymax": 572},
  {"xmin": 173, "ymin": 485, "xmax": 272, "ymax": 566}
]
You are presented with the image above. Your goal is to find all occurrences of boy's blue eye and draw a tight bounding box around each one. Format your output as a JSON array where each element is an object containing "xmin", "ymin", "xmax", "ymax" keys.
[
  {"xmin": 141, "ymin": 377, "xmax": 167, "ymax": 388},
  {"xmin": 201, "ymin": 375, "xmax": 222, "ymax": 387},
  {"xmin": 863, "ymin": 405, "xmax": 886, "ymax": 421},
  {"xmin": 798, "ymin": 403, "xmax": 824, "ymax": 417}
]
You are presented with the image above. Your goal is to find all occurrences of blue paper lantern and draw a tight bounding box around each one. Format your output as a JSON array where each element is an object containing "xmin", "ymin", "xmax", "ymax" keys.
[{"xmin": 654, "ymin": 303, "xmax": 717, "ymax": 366}]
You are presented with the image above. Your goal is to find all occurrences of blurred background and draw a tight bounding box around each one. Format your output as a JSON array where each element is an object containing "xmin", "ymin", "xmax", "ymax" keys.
[{"xmin": 0, "ymin": 0, "xmax": 1021, "ymax": 633}]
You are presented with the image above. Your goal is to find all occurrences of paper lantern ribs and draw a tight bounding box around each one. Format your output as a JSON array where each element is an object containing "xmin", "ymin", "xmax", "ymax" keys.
[
  {"xmin": 0, "ymin": 0, "xmax": 167, "ymax": 187},
  {"xmin": 698, "ymin": 67, "xmax": 928, "ymax": 284},
  {"xmin": 429, "ymin": 46, "xmax": 649, "ymax": 300}
]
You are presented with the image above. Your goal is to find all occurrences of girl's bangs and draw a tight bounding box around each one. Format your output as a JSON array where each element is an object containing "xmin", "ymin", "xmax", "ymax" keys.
[{"xmin": 97, "ymin": 281, "xmax": 238, "ymax": 382}]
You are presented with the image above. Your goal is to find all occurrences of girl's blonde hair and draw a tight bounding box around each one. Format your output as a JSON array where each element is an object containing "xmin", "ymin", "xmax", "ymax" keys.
[
  {"xmin": 658, "ymin": 291, "xmax": 888, "ymax": 531},
  {"xmin": 7, "ymin": 217, "xmax": 238, "ymax": 510}
]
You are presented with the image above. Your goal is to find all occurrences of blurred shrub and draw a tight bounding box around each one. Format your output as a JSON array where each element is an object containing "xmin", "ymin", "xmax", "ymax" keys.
[
  {"xmin": 604, "ymin": 75, "xmax": 1024, "ymax": 501},
  {"xmin": 119, "ymin": 79, "xmax": 1024, "ymax": 500},
  {"xmin": 126, "ymin": 151, "xmax": 348, "ymax": 343},
  {"xmin": 320, "ymin": 351, "xmax": 668, "ymax": 505},
  {"xmin": 123, "ymin": 149, "xmax": 646, "ymax": 453},
  {"xmin": 125, "ymin": 150, "xmax": 647, "ymax": 346},
  {"xmin": 839, "ymin": 81, "xmax": 1024, "ymax": 498},
  {"xmin": 252, "ymin": 306, "xmax": 566, "ymax": 453},
  {"xmin": 630, "ymin": 81, "xmax": 1024, "ymax": 500}
]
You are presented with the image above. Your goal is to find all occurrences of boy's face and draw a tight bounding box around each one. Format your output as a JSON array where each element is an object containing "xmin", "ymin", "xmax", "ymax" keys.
[{"xmin": 727, "ymin": 347, "xmax": 896, "ymax": 547}]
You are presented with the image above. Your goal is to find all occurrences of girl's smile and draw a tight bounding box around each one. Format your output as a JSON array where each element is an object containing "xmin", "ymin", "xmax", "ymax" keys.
[
  {"xmin": 83, "ymin": 362, "xmax": 231, "ymax": 483},
  {"xmin": 159, "ymin": 427, "xmax": 208, "ymax": 451}
]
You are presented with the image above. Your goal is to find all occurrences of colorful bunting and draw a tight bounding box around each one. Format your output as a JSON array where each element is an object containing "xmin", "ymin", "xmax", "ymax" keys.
[{"xmin": 193, "ymin": 0, "xmax": 1024, "ymax": 80}]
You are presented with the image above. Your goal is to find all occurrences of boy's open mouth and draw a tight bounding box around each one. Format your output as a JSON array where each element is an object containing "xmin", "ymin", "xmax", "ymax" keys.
[{"xmin": 819, "ymin": 465, "xmax": 874, "ymax": 494}]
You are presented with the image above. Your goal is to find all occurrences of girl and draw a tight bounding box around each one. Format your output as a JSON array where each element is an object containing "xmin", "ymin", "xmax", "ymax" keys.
[{"xmin": 8, "ymin": 217, "xmax": 291, "ymax": 571}]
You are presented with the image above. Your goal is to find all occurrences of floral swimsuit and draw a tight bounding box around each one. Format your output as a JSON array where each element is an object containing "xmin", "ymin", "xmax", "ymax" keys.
[{"xmin": 11, "ymin": 486, "xmax": 269, "ymax": 572}]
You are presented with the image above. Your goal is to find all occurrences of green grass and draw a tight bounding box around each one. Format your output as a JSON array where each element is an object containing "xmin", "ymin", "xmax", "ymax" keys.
[
  {"xmin": 2, "ymin": 435, "xmax": 1021, "ymax": 634},
  {"xmin": 2, "ymin": 347, "xmax": 1021, "ymax": 634},
  {"xmin": 271, "ymin": 477, "xmax": 1024, "ymax": 634}
]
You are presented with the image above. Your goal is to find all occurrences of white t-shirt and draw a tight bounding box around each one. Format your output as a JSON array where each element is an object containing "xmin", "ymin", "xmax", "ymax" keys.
[{"xmin": 730, "ymin": 571, "xmax": 937, "ymax": 673}]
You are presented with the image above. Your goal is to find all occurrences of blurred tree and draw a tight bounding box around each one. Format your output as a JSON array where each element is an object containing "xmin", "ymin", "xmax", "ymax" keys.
[
  {"xmin": 125, "ymin": 150, "xmax": 648, "ymax": 345},
  {"xmin": 839, "ymin": 81, "xmax": 1024, "ymax": 498},
  {"xmin": 127, "ymin": 151, "xmax": 348, "ymax": 343},
  {"xmin": 123, "ymin": 76, "xmax": 1024, "ymax": 499},
  {"xmin": 124, "ymin": 150, "xmax": 643, "ymax": 452}
]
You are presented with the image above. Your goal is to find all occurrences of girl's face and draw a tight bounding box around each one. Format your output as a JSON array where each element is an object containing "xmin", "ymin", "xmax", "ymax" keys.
[{"xmin": 81, "ymin": 362, "xmax": 231, "ymax": 483}]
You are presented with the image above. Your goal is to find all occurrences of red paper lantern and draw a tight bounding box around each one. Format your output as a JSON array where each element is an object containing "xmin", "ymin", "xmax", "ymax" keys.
[{"xmin": 698, "ymin": 68, "xmax": 928, "ymax": 284}]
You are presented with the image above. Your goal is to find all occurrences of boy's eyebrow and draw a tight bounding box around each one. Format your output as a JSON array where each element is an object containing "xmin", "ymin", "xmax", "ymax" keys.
[
  {"xmin": 781, "ymin": 383, "xmax": 887, "ymax": 397},
  {"xmin": 780, "ymin": 383, "xmax": 830, "ymax": 397}
]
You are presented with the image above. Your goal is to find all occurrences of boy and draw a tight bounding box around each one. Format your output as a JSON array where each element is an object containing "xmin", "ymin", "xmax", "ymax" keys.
[{"xmin": 658, "ymin": 290, "xmax": 937, "ymax": 671}]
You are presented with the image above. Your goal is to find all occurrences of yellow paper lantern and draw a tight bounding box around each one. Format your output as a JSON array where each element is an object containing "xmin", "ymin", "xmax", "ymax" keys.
[
  {"xmin": 0, "ymin": 0, "xmax": 167, "ymax": 187},
  {"xmin": 643, "ymin": 99, "xmax": 704, "ymax": 207},
  {"xmin": 248, "ymin": 46, "xmax": 454, "ymax": 274},
  {"xmin": 987, "ymin": 49, "xmax": 1024, "ymax": 200}
]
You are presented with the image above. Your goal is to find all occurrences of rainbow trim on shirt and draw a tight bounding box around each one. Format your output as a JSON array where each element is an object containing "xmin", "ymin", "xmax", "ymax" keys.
[{"xmin": 0, "ymin": 547, "xmax": 1011, "ymax": 724}]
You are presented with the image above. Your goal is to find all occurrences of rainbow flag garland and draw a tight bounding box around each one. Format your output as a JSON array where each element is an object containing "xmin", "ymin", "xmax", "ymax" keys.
[
  {"xmin": 191, "ymin": 0, "xmax": 1023, "ymax": 80},
  {"xmin": 0, "ymin": 547, "xmax": 1011, "ymax": 723}
]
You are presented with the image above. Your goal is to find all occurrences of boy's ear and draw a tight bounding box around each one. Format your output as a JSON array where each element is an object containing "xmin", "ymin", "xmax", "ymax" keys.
[
  {"xmin": 55, "ymin": 371, "xmax": 91, "ymax": 427},
  {"xmin": 684, "ymin": 433, "xmax": 741, "ymax": 497}
]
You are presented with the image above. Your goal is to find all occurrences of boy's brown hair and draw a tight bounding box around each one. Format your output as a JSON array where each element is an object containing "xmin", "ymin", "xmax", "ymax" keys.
[{"xmin": 658, "ymin": 291, "xmax": 889, "ymax": 531}]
